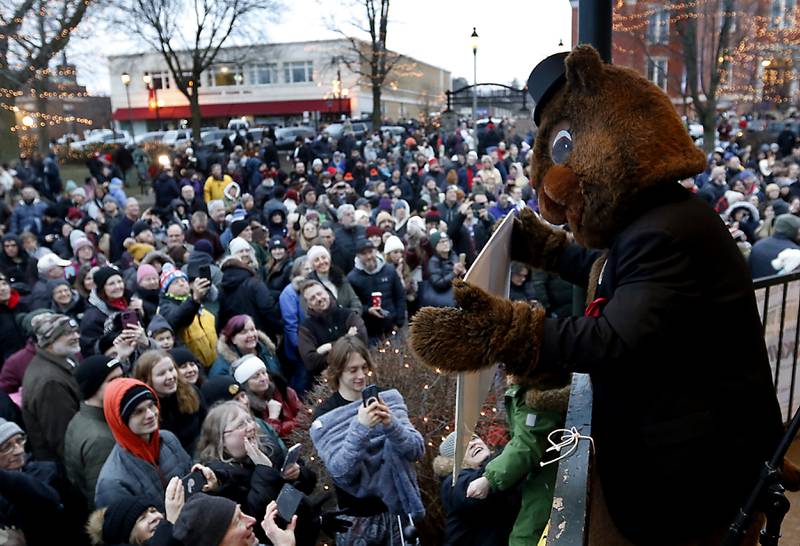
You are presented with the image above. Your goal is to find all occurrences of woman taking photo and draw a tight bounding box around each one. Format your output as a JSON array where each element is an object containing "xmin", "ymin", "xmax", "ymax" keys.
[
  {"xmin": 133, "ymin": 350, "xmax": 206, "ymax": 453},
  {"xmin": 233, "ymin": 356, "xmax": 302, "ymax": 439},
  {"xmin": 420, "ymin": 231, "xmax": 466, "ymax": 308},
  {"xmin": 195, "ymin": 401, "xmax": 320, "ymax": 545},
  {"xmin": 305, "ymin": 245, "xmax": 361, "ymax": 313},
  {"xmin": 210, "ymin": 314, "xmax": 281, "ymax": 378},
  {"xmin": 81, "ymin": 266, "xmax": 144, "ymax": 356},
  {"xmin": 94, "ymin": 378, "xmax": 215, "ymax": 510}
]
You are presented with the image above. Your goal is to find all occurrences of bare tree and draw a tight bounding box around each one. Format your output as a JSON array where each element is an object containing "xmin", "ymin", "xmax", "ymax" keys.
[
  {"xmin": 121, "ymin": 0, "xmax": 281, "ymax": 141},
  {"xmin": 0, "ymin": 0, "xmax": 94, "ymax": 160},
  {"xmin": 675, "ymin": 0, "xmax": 736, "ymax": 153},
  {"xmin": 329, "ymin": 0, "xmax": 401, "ymax": 129}
]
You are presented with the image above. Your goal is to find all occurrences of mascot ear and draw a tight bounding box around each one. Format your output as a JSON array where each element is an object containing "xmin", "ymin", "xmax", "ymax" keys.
[{"xmin": 565, "ymin": 45, "xmax": 604, "ymax": 94}]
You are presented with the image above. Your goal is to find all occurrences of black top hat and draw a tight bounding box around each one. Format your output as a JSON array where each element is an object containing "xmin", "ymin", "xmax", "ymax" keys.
[{"xmin": 527, "ymin": 52, "xmax": 569, "ymax": 126}]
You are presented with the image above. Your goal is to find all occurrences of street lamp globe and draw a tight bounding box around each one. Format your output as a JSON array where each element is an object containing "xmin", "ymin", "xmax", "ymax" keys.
[
  {"xmin": 471, "ymin": 27, "xmax": 479, "ymax": 54},
  {"xmin": 142, "ymin": 73, "xmax": 152, "ymax": 87},
  {"xmin": 121, "ymin": 72, "xmax": 131, "ymax": 86}
]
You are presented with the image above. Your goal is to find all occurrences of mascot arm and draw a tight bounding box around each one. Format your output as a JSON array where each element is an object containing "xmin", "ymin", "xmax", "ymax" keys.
[
  {"xmin": 540, "ymin": 229, "xmax": 697, "ymax": 372},
  {"xmin": 510, "ymin": 208, "xmax": 569, "ymax": 272}
]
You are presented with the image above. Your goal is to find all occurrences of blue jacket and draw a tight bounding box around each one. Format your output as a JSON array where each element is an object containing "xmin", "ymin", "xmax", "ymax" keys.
[
  {"xmin": 279, "ymin": 281, "xmax": 305, "ymax": 363},
  {"xmin": 749, "ymin": 233, "xmax": 800, "ymax": 279},
  {"xmin": 94, "ymin": 429, "xmax": 191, "ymax": 511},
  {"xmin": 10, "ymin": 200, "xmax": 47, "ymax": 235}
]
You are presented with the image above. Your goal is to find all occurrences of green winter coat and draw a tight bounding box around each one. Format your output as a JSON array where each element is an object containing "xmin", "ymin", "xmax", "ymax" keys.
[
  {"xmin": 63, "ymin": 403, "xmax": 116, "ymax": 509},
  {"xmin": 483, "ymin": 384, "xmax": 568, "ymax": 546}
]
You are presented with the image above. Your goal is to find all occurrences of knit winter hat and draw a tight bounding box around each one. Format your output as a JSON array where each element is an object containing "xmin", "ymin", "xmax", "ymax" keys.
[
  {"xmin": 136, "ymin": 263, "xmax": 159, "ymax": 285},
  {"xmin": 233, "ymin": 355, "xmax": 267, "ymax": 384},
  {"xmin": 429, "ymin": 231, "xmax": 448, "ymax": 249},
  {"xmin": 101, "ymin": 494, "xmax": 159, "ymax": 545},
  {"xmin": 119, "ymin": 384, "xmax": 157, "ymax": 424},
  {"xmin": 306, "ymin": 245, "xmax": 330, "ymax": 265},
  {"xmin": 366, "ymin": 225, "xmax": 383, "ymax": 238},
  {"xmin": 194, "ymin": 239, "xmax": 214, "ymax": 256},
  {"xmin": 74, "ymin": 355, "xmax": 122, "ymax": 400},
  {"xmin": 201, "ymin": 376, "xmax": 242, "ymax": 407},
  {"xmin": 160, "ymin": 264, "xmax": 187, "ymax": 294},
  {"xmin": 131, "ymin": 220, "xmax": 151, "ymax": 238},
  {"xmin": 30, "ymin": 313, "xmax": 77, "ymax": 348},
  {"xmin": 228, "ymin": 237, "xmax": 251, "ymax": 256},
  {"xmin": 383, "ymin": 235, "xmax": 404, "ymax": 254},
  {"xmin": 93, "ymin": 266, "xmax": 122, "ymax": 295},
  {"xmin": 375, "ymin": 211, "xmax": 394, "ymax": 227},
  {"xmin": 71, "ymin": 236, "xmax": 94, "ymax": 255},
  {"xmin": 0, "ymin": 418, "xmax": 23, "ymax": 447},
  {"xmin": 173, "ymin": 493, "xmax": 237, "ymax": 546},
  {"xmin": 439, "ymin": 431, "xmax": 457, "ymax": 458},
  {"xmin": 170, "ymin": 347, "xmax": 199, "ymax": 366},
  {"xmin": 774, "ymin": 214, "xmax": 800, "ymax": 239},
  {"xmin": 231, "ymin": 219, "xmax": 249, "ymax": 239},
  {"xmin": 424, "ymin": 209, "xmax": 441, "ymax": 223},
  {"xmin": 406, "ymin": 216, "xmax": 425, "ymax": 238}
]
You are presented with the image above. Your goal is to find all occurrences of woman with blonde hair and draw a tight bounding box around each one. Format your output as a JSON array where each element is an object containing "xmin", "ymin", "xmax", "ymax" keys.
[
  {"xmin": 195, "ymin": 401, "xmax": 322, "ymax": 545},
  {"xmin": 133, "ymin": 349, "xmax": 205, "ymax": 452}
]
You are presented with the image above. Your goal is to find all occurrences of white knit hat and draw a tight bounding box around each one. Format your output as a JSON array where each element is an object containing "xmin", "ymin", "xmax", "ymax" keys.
[
  {"xmin": 383, "ymin": 235, "xmax": 404, "ymax": 255},
  {"xmin": 228, "ymin": 237, "xmax": 251, "ymax": 256},
  {"xmin": 233, "ymin": 355, "xmax": 267, "ymax": 384},
  {"xmin": 306, "ymin": 245, "xmax": 330, "ymax": 265}
]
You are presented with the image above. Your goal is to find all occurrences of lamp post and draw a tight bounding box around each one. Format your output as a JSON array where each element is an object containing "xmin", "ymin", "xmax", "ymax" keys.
[
  {"xmin": 121, "ymin": 72, "xmax": 135, "ymax": 142},
  {"xmin": 471, "ymin": 27, "xmax": 479, "ymax": 123},
  {"xmin": 143, "ymin": 73, "xmax": 161, "ymax": 130}
]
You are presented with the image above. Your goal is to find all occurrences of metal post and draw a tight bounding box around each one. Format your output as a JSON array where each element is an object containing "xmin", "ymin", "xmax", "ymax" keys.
[
  {"xmin": 578, "ymin": 0, "xmax": 613, "ymax": 63},
  {"xmin": 472, "ymin": 51, "xmax": 477, "ymax": 122}
]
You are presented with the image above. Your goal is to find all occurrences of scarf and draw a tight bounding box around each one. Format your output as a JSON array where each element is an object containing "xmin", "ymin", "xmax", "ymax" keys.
[
  {"xmin": 107, "ymin": 297, "xmax": 129, "ymax": 311},
  {"xmin": 103, "ymin": 378, "xmax": 161, "ymax": 467}
]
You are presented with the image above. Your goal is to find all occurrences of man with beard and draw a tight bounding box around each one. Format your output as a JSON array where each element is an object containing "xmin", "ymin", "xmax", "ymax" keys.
[{"xmin": 21, "ymin": 313, "xmax": 82, "ymax": 462}]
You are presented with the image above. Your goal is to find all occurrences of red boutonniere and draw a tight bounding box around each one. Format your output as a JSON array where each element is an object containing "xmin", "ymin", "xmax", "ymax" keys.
[{"xmin": 585, "ymin": 297, "xmax": 608, "ymax": 318}]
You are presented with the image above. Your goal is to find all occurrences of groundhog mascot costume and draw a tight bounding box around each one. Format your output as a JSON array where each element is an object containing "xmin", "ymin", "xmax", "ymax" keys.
[{"xmin": 410, "ymin": 45, "xmax": 797, "ymax": 545}]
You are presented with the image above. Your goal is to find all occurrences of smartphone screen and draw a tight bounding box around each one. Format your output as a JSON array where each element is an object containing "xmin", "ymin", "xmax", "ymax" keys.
[
  {"xmin": 198, "ymin": 264, "xmax": 211, "ymax": 281},
  {"xmin": 281, "ymin": 444, "xmax": 302, "ymax": 475}
]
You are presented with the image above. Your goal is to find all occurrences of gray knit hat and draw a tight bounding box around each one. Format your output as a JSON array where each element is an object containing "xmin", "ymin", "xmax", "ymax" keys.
[
  {"xmin": 439, "ymin": 431, "xmax": 457, "ymax": 458},
  {"xmin": 30, "ymin": 313, "xmax": 78, "ymax": 348},
  {"xmin": 0, "ymin": 418, "xmax": 23, "ymax": 446}
]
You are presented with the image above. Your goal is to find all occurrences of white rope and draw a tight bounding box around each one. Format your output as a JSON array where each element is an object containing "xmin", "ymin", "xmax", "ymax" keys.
[{"xmin": 539, "ymin": 426, "xmax": 595, "ymax": 467}]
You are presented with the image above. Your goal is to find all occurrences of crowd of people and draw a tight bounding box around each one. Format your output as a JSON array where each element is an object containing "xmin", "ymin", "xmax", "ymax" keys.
[{"xmin": 0, "ymin": 114, "xmax": 797, "ymax": 545}]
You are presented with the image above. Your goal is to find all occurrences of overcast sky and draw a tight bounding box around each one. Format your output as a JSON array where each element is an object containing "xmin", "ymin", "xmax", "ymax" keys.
[{"xmin": 71, "ymin": 0, "xmax": 573, "ymax": 95}]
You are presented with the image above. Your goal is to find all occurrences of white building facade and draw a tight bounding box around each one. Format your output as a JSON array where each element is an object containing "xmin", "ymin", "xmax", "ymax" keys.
[{"xmin": 109, "ymin": 39, "xmax": 451, "ymax": 133}]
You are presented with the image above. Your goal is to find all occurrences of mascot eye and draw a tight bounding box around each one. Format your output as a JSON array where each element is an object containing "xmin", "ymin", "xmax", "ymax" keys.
[{"xmin": 551, "ymin": 129, "xmax": 573, "ymax": 164}]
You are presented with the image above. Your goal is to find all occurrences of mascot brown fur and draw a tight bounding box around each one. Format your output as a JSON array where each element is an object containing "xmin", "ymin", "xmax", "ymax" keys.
[{"xmin": 410, "ymin": 45, "xmax": 799, "ymax": 545}]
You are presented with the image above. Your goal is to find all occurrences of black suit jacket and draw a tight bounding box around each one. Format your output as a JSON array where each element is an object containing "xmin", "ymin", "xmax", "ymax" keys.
[{"xmin": 540, "ymin": 183, "xmax": 783, "ymax": 543}]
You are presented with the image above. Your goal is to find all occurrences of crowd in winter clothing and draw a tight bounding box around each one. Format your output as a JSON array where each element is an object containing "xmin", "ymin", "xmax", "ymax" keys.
[{"xmin": 0, "ymin": 115, "xmax": 797, "ymax": 545}]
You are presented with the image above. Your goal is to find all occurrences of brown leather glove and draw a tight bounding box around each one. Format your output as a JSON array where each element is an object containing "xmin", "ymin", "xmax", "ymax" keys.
[
  {"xmin": 409, "ymin": 279, "xmax": 545, "ymax": 382},
  {"xmin": 510, "ymin": 208, "xmax": 569, "ymax": 272}
]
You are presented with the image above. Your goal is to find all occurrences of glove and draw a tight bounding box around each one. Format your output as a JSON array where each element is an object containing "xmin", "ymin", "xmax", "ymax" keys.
[
  {"xmin": 320, "ymin": 510, "xmax": 353, "ymax": 536},
  {"xmin": 510, "ymin": 207, "xmax": 568, "ymax": 272},
  {"xmin": 410, "ymin": 279, "xmax": 545, "ymax": 382}
]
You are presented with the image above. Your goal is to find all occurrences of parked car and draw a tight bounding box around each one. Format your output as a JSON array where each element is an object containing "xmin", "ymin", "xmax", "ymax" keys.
[
  {"xmin": 380, "ymin": 125, "xmax": 406, "ymax": 138},
  {"xmin": 274, "ymin": 126, "xmax": 315, "ymax": 149},
  {"xmin": 70, "ymin": 130, "xmax": 132, "ymax": 150},
  {"xmin": 200, "ymin": 129, "xmax": 234, "ymax": 151},
  {"xmin": 134, "ymin": 131, "xmax": 166, "ymax": 145},
  {"xmin": 161, "ymin": 129, "xmax": 192, "ymax": 149},
  {"xmin": 323, "ymin": 121, "xmax": 369, "ymax": 141}
]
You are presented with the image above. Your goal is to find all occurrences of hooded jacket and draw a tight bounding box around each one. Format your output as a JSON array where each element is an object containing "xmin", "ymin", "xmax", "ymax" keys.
[
  {"xmin": 81, "ymin": 288, "xmax": 122, "ymax": 356},
  {"xmin": 218, "ymin": 258, "xmax": 282, "ymax": 340},
  {"xmin": 64, "ymin": 402, "xmax": 116, "ymax": 509},
  {"xmin": 209, "ymin": 330, "xmax": 280, "ymax": 378},
  {"xmin": 94, "ymin": 379, "xmax": 192, "ymax": 510}
]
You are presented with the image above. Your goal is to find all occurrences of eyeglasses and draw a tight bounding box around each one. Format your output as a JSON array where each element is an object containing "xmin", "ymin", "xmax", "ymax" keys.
[
  {"xmin": 223, "ymin": 417, "xmax": 255, "ymax": 435},
  {"xmin": 0, "ymin": 434, "xmax": 26, "ymax": 455}
]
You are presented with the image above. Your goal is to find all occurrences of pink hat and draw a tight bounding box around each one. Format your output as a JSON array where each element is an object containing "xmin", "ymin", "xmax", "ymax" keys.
[{"xmin": 136, "ymin": 263, "xmax": 159, "ymax": 285}]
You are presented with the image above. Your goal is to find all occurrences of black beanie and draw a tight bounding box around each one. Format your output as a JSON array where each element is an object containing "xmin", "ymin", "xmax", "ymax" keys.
[
  {"xmin": 230, "ymin": 219, "xmax": 248, "ymax": 239},
  {"xmin": 102, "ymin": 494, "xmax": 158, "ymax": 545},
  {"xmin": 131, "ymin": 220, "xmax": 151, "ymax": 238},
  {"xmin": 170, "ymin": 347, "xmax": 199, "ymax": 366},
  {"xmin": 93, "ymin": 266, "xmax": 121, "ymax": 296},
  {"xmin": 73, "ymin": 355, "xmax": 121, "ymax": 400},
  {"xmin": 119, "ymin": 385, "xmax": 156, "ymax": 424},
  {"xmin": 200, "ymin": 376, "xmax": 242, "ymax": 407},
  {"xmin": 173, "ymin": 493, "xmax": 237, "ymax": 546}
]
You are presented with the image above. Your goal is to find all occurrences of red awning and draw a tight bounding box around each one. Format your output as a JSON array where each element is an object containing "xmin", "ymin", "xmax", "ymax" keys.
[{"xmin": 113, "ymin": 98, "xmax": 350, "ymax": 121}]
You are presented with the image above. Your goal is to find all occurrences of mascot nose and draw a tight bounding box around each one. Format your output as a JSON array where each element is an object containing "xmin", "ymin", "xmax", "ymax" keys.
[{"xmin": 537, "ymin": 164, "xmax": 579, "ymax": 225}]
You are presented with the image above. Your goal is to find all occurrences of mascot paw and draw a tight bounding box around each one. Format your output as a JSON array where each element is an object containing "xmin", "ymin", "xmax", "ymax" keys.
[
  {"xmin": 409, "ymin": 280, "xmax": 546, "ymax": 381},
  {"xmin": 510, "ymin": 208, "xmax": 569, "ymax": 271}
]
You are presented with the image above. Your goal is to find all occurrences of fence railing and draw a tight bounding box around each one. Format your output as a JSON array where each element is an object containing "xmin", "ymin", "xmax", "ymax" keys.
[{"xmin": 545, "ymin": 271, "xmax": 800, "ymax": 544}]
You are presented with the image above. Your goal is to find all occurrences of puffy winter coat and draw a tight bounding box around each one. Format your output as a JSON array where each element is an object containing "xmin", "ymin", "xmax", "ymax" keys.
[
  {"xmin": 218, "ymin": 259, "xmax": 281, "ymax": 340},
  {"xmin": 158, "ymin": 293, "xmax": 217, "ymax": 367},
  {"xmin": 94, "ymin": 429, "xmax": 191, "ymax": 511}
]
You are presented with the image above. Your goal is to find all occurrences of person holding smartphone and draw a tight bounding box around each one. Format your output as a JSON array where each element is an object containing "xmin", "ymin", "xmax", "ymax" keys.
[{"xmin": 311, "ymin": 337, "xmax": 424, "ymax": 545}]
